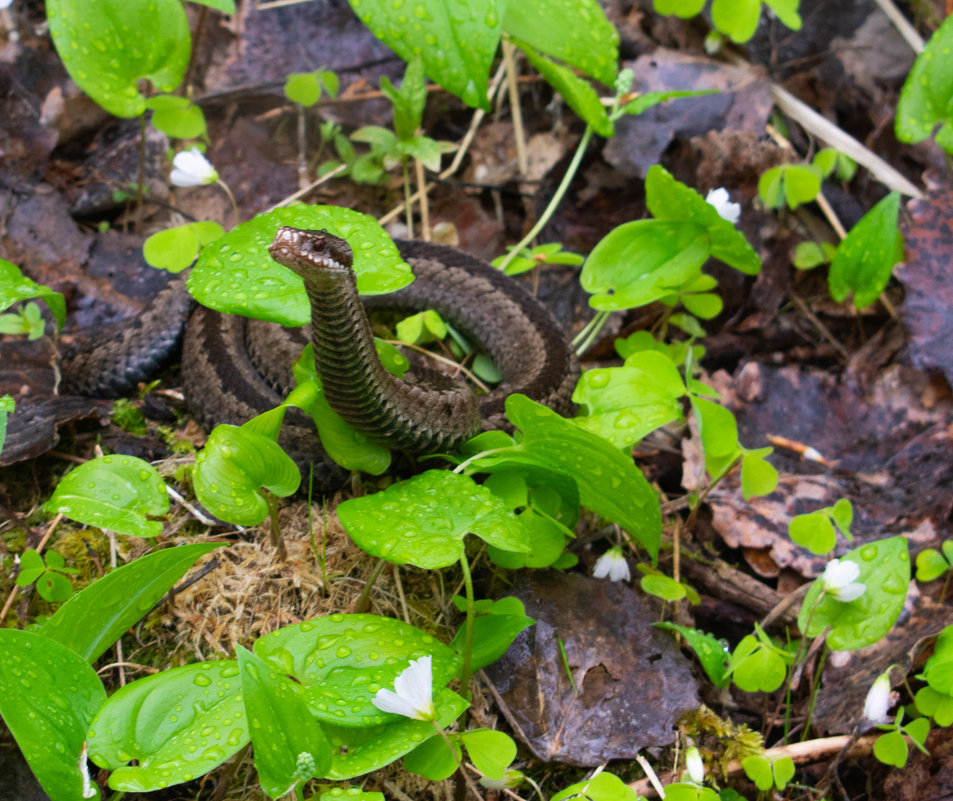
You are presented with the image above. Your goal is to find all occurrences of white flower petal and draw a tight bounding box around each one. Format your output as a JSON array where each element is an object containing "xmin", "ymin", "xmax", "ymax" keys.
[
  {"xmin": 372, "ymin": 655, "xmax": 435, "ymax": 720},
  {"xmin": 170, "ymin": 147, "xmax": 218, "ymax": 187},
  {"xmin": 863, "ymin": 671, "xmax": 892, "ymax": 724},
  {"xmin": 686, "ymin": 747, "xmax": 705, "ymax": 784},
  {"xmin": 372, "ymin": 688, "xmax": 420, "ymax": 718},
  {"xmin": 705, "ymin": 187, "xmax": 741, "ymax": 224},
  {"xmin": 832, "ymin": 581, "xmax": 866, "ymax": 602},
  {"xmin": 593, "ymin": 547, "xmax": 630, "ymax": 582}
]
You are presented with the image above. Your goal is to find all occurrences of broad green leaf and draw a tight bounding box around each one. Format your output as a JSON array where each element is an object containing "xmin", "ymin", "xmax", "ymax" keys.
[
  {"xmin": 338, "ymin": 470, "xmax": 529, "ymax": 569},
  {"xmin": 41, "ymin": 543, "xmax": 223, "ymax": 664},
  {"xmin": 190, "ymin": 205, "xmax": 412, "ymax": 327},
  {"xmin": 503, "ymin": 0, "xmax": 618, "ymax": 86},
  {"xmin": 711, "ymin": 0, "xmax": 762, "ymax": 43},
  {"xmin": 645, "ymin": 165, "xmax": 762, "ymax": 275},
  {"xmin": 0, "ymin": 258, "xmax": 66, "ymax": 330},
  {"xmin": 88, "ymin": 661, "xmax": 247, "ymax": 792},
  {"xmin": 150, "ymin": 101, "xmax": 206, "ymax": 139},
  {"xmin": 513, "ymin": 40, "xmax": 613, "ymax": 137},
  {"xmin": 449, "ymin": 606, "xmax": 534, "ymax": 672},
  {"xmin": 641, "ymin": 573, "xmax": 686, "ymax": 601},
  {"xmin": 47, "ymin": 0, "xmax": 191, "ymax": 118},
  {"xmin": 143, "ymin": 221, "xmax": 225, "ymax": 272},
  {"xmin": 896, "ymin": 13, "xmax": 953, "ymax": 153},
  {"xmin": 916, "ymin": 548, "xmax": 951, "ymax": 582},
  {"xmin": 347, "ymin": 0, "xmax": 503, "ymax": 110},
  {"xmin": 0, "ymin": 630, "xmax": 106, "ymax": 801},
  {"xmin": 873, "ymin": 729, "xmax": 908, "ymax": 767},
  {"xmin": 654, "ymin": 622, "xmax": 730, "ymax": 687},
  {"xmin": 581, "ymin": 220, "xmax": 710, "ymax": 311},
  {"xmin": 828, "ymin": 191, "xmax": 902, "ymax": 309},
  {"xmin": 254, "ymin": 614, "xmax": 458, "ymax": 727},
  {"xmin": 323, "ymin": 689, "xmax": 468, "ymax": 779},
  {"xmin": 572, "ymin": 351, "xmax": 686, "ymax": 449},
  {"xmin": 44, "ymin": 455, "xmax": 169, "ymax": 538},
  {"xmin": 682, "ymin": 291, "xmax": 722, "ymax": 319},
  {"xmin": 740, "ymin": 447, "xmax": 778, "ymax": 500},
  {"xmin": 798, "ymin": 536, "xmax": 910, "ymax": 650},
  {"xmin": 403, "ymin": 733, "xmax": 460, "ymax": 780},
  {"xmin": 236, "ymin": 646, "xmax": 332, "ymax": 798},
  {"xmin": 487, "ymin": 508, "xmax": 569, "ymax": 568},
  {"xmin": 193, "ymin": 424, "xmax": 300, "ymax": 526},
  {"xmin": 461, "ymin": 728, "xmax": 516, "ymax": 780},
  {"xmin": 552, "ymin": 771, "xmax": 639, "ymax": 801}
]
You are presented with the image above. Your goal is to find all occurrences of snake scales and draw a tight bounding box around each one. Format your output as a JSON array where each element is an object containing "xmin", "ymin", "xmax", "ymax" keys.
[{"xmin": 61, "ymin": 229, "xmax": 580, "ymax": 489}]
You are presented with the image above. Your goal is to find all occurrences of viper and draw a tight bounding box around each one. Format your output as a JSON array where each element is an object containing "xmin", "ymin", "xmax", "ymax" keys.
[{"xmin": 56, "ymin": 228, "xmax": 579, "ymax": 490}]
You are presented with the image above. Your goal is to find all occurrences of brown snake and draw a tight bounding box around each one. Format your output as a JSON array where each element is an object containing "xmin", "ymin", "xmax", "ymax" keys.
[{"xmin": 59, "ymin": 229, "xmax": 580, "ymax": 489}]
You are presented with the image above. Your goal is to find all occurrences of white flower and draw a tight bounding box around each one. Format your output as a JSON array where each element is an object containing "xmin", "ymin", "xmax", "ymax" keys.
[
  {"xmin": 863, "ymin": 671, "xmax": 893, "ymax": 725},
  {"xmin": 0, "ymin": 0, "xmax": 13, "ymax": 9},
  {"xmin": 593, "ymin": 546, "xmax": 630, "ymax": 582},
  {"xmin": 822, "ymin": 558, "xmax": 866, "ymax": 602},
  {"xmin": 169, "ymin": 147, "xmax": 218, "ymax": 187},
  {"xmin": 686, "ymin": 746, "xmax": 705, "ymax": 784},
  {"xmin": 372, "ymin": 655, "xmax": 436, "ymax": 720},
  {"xmin": 705, "ymin": 187, "xmax": 741, "ymax": 224}
]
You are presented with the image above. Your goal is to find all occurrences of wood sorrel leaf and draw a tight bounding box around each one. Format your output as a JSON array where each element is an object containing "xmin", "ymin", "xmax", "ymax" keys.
[
  {"xmin": 798, "ymin": 536, "xmax": 910, "ymax": 651},
  {"xmin": 461, "ymin": 728, "xmax": 517, "ymax": 780},
  {"xmin": 41, "ymin": 543, "xmax": 223, "ymax": 664},
  {"xmin": 44, "ymin": 454, "xmax": 169, "ymax": 538},
  {"xmin": 828, "ymin": 191, "xmax": 902, "ymax": 309},
  {"xmin": 346, "ymin": 0, "xmax": 502, "ymax": 110},
  {"xmin": 503, "ymin": 0, "xmax": 618, "ymax": 86},
  {"xmin": 193, "ymin": 423, "xmax": 300, "ymax": 526},
  {"xmin": 47, "ymin": 0, "xmax": 191, "ymax": 118},
  {"xmin": 338, "ymin": 470, "xmax": 529, "ymax": 568},
  {"xmin": 0, "ymin": 259, "xmax": 66, "ymax": 330},
  {"xmin": 236, "ymin": 645, "xmax": 332, "ymax": 798},
  {"xmin": 740, "ymin": 447, "xmax": 778, "ymax": 500},
  {"xmin": 254, "ymin": 614, "xmax": 459, "ymax": 727},
  {"xmin": 143, "ymin": 221, "xmax": 225, "ymax": 273},
  {"xmin": 0, "ymin": 630, "xmax": 106, "ymax": 801},
  {"xmin": 552, "ymin": 771, "xmax": 639, "ymax": 801},
  {"xmin": 896, "ymin": 13, "xmax": 953, "ymax": 153},
  {"xmin": 190, "ymin": 205, "xmax": 411, "ymax": 327},
  {"xmin": 87, "ymin": 661, "xmax": 247, "ymax": 792},
  {"xmin": 403, "ymin": 732, "xmax": 460, "ymax": 780}
]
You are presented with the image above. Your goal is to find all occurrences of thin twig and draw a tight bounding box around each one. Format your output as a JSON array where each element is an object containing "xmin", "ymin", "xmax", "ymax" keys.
[{"xmin": 870, "ymin": 0, "xmax": 925, "ymax": 52}]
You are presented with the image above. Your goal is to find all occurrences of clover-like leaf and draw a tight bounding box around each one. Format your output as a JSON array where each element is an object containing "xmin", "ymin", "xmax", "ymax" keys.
[
  {"xmin": 0, "ymin": 258, "xmax": 66, "ymax": 330},
  {"xmin": 41, "ymin": 543, "xmax": 223, "ymax": 663},
  {"xmin": 729, "ymin": 634, "xmax": 787, "ymax": 692},
  {"xmin": 143, "ymin": 221, "xmax": 225, "ymax": 273},
  {"xmin": 146, "ymin": 94, "xmax": 207, "ymax": 139},
  {"xmin": 552, "ymin": 771, "xmax": 640, "ymax": 801},
  {"xmin": 338, "ymin": 470, "xmax": 528, "ymax": 569},
  {"xmin": 798, "ymin": 536, "xmax": 910, "ymax": 651},
  {"xmin": 88, "ymin": 661, "xmax": 246, "ymax": 792},
  {"xmin": 44, "ymin": 454, "xmax": 169, "ymax": 538},
  {"xmin": 896, "ymin": 13, "xmax": 953, "ymax": 153},
  {"xmin": 758, "ymin": 163, "xmax": 822, "ymax": 210},
  {"xmin": 193, "ymin": 423, "xmax": 301, "ymax": 527},
  {"xmin": 190, "ymin": 205, "xmax": 412, "ymax": 327},
  {"xmin": 237, "ymin": 645, "xmax": 332, "ymax": 798},
  {"xmin": 0, "ymin": 630, "xmax": 106, "ymax": 801},
  {"xmin": 740, "ymin": 447, "xmax": 778, "ymax": 500},
  {"xmin": 255, "ymin": 614, "xmax": 458, "ymax": 728},
  {"xmin": 47, "ymin": 0, "xmax": 191, "ymax": 118}
]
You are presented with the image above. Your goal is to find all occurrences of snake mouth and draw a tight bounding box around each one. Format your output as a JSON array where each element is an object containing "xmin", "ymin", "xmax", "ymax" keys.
[{"xmin": 268, "ymin": 226, "xmax": 354, "ymax": 275}]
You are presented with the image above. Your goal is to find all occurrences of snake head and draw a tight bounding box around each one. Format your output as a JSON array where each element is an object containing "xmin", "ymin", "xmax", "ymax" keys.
[{"xmin": 269, "ymin": 227, "xmax": 354, "ymax": 276}]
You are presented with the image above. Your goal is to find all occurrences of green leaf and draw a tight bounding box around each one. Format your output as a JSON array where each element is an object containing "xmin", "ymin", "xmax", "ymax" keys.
[
  {"xmin": 789, "ymin": 513, "xmax": 837, "ymax": 555},
  {"xmin": 758, "ymin": 163, "xmax": 822, "ymax": 209},
  {"xmin": 620, "ymin": 89, "xmax": 717, "ymax": 116},
  {"xmin": 828, "ymin": 191, "xmax": 902, "ymax": 309},
  {"xmin": 690, "ymin": 397, "xmax": 741, "ymax": 480},
  {"xmin": 798, "ymin": 536, "xmax": 910, "ymax": 650},
  {"xmin": 254, "ymin": 614, "xmax": 459, "ymax": 727},
  {"xmin": 742, "ymin": 755, "xmax": 774, "ymax": 791},
  {"xmin": 552, "ymin": 771, "xmax": 639, "ymax": 801},
  {"xmin": 285, "ymin": 71, "xmax": 324, "ymax": 107},
  {"xmin": 581, "ymin": 220, "xmax": 710, "ymax": 311},
  {"xmin": 915, "ymin": 685, "xmax": 953, "ymax": 727},
  {"xmin": 338, "ymin": 470, "xmax": 529, "ymax": 569},
  {"xmin": 896, "ymin": 13, "xmax": 953, "ymax": 153},
  {"xmin": 44, "ymin": 454, "xmax": 170, "ymax": 538},
  {"xmin": 46, "ymin": 0, "xmax": 191, "ymax": 118},
  {"xmin": 41, "ymin": 543, "xmax": 222, "ymax": 663},
  {"xmin": 36, "ymin": 571, "xmax": 73, "ymax": 602},
  {"xmin": 395, "ymin": 309, "xmax": 448, "ymax": 345},
  {"xmin": 793, "ymin": 240, "xmax": 836, "ymax": 270},
  {"xmin": 873, "ymin": 729, "xmax": 908, "ymax": 767},
  {"xmin": 319, "ymin": 791, "xmax": 384, "ymax": 801},
  {"xmin": 193, "ymin": 423, "xmax": 301, "ymax": 526},
  {"xmin": 916, "ymin": 548, "xmax": 951, "ymax": 582},
  {"xmin": 765, "ymin": 0, "xmax": 802, "ymax": 30},
  {"xmin": 740, "ymin": 447, "xmax": 778, "ymax": 500},
  {"xmin": 641, "ymin": 573, "xmax": 687, "ymax": 601},
  {"xmin": 512, "ymin": 39, "xmax": 613, "ymax": 137},
  {"xmin": 403, "ymin": 734, "xmax": 460, "ymax": 780},
  {"xmin": 923, "ymin": 627, "xmax": 953, "ymax": 695},
  {"xmin": 449, "ymin": 605, "xmax": 534, "ymax": 672},
  {"xmin": 189, "ymin": 0, "xmax": 236, "ymax": 12},
  {"xmin": 573, "ymin": 351, "xmax": 686, "ymax": 449},
  {"xmin": 0, "ymin": 258, "xmax": 66, "ymax": 330},
  {"xmin": 190, "ymin": 205, "xmax": 412, "ymax": 327},
  {"xmin": 0, "ymin": 630, "xmax": 106, "ymax": 801},
  {"xmin": 88, "ymin": 661, "xmax": 247, "ymax": 792},
  {"xmin": 381, "ymin": 55, "xmax": 427, "ymax": 142},
  {"xmin": 653, "ymin": 0, "xmax": 706, "ymax": 18},
  {"xmin": 16, "ymin": 549, "xmax": 47, "ymax": 585},
  {"xmin": 729, "ymin": 634, "xmax": 787, "ymax": 692},
  {"xmin": 654, "ymin": 622, "xmax": 730, "ymax": 687},
  {"xmin": 151, "ymin": 101, "xmax": 207, "ymax": 140},
  {"xmin": 645, "ymin": 165, "xmax": 761, "ymax": 275},
  {"xmin": 503, "ymin": 0, "xmax": 618, "ymax": 86},
  {"xmin": 236, "ymin": 645, "xmax": 332, "ymax": 798},
  {"xmin": 710, "ymin": 0, "xmax": 762, "ymax": 42},
  {"xmin": 348, "ymin": 0, "xmax": 503, "ymax": 110},
  {"xmin": 143, "ymin": 221, "xmax": 225, "ymax": 272},
  {"xmin": 461, "ymin": 728, "xmax": 516, "ymax": 780}
]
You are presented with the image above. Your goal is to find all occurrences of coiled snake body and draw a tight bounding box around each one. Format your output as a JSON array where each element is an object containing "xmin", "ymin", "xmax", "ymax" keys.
[{"xmin": 62, "ymin": 229, "xmax": 579, "ymax": 490}]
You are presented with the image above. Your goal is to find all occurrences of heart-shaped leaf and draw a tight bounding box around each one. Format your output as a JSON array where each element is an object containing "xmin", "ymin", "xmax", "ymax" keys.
[{"xmin": 0, "ymin": 259, "xmax": 66, "ymax": 330}]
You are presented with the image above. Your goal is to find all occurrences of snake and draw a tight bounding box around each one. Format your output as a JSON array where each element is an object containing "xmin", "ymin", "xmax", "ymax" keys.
[{"xmin": 58, "ymin": 227, "xmax": 579, "ymax": 490}]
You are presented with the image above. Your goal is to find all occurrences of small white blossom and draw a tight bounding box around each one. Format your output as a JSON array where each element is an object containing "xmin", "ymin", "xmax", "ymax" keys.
[
  {"xmin": 705, "ymin": 187, "xmax": 741, "ymax": 224},
  {"xmin": 169, "ymin": 147, "xmax": 218, "ymax": 187},
  {"xmin": 686, "ymin": 746, "xmax": 705, "ymax": 784},
  {"xmin": 863, "ymin": 671, "xmax": 893, "ymax": 725},
  {"xmin": 372, "ymin": 655, "xmax": 436, "ymax": 720},
  {"xmin": 593, "ymin": 546, "xmax": 630, "ymax": 582},
  {"xmin": 0, "ymin": 0, "xmax": 13, "ymax": 9},
  {"xmin": 822, "ymin": 558, "xmax": 866, "ymax": 602}
]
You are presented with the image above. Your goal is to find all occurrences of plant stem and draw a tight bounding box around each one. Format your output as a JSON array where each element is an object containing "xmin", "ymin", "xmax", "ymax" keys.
[
  {"xmin": 458, "ymin": 555, "xmax": 475, "ymax": 702},
  {"xmin": 802, "ymin": 643, "xmax": 829, "ymax": 740},
  {"xmin": 494, "ymin": 124, "xmax": 594, "ymax": 274},
  {"xmin": 572, "ymin": 309, "xmax": 611, "ymax": 356},
  {"xmin": 353, "ymin": 557, "xmax": 388, "ymax": 613},
  {"xmin": 216, "ymin": 179, "xmax": 240, "ymax": 228},
  {"xmin": 135, "ymin": 112, "xmax": 146, "ymax": 235},
  {"xmin": 264, "ymin": 490, "xmax": 286, "ymax": 561}
]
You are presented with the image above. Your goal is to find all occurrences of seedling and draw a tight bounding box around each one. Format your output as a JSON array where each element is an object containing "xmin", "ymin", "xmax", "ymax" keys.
[{"xmin": 16, "ymin": 549, "xmax": 79, "ymax": 603}]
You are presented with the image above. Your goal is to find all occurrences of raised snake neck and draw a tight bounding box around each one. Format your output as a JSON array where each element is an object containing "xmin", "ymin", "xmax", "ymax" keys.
[{"xmin": 62, "ymin": 230, "xmax": 580, "ymax": 489}]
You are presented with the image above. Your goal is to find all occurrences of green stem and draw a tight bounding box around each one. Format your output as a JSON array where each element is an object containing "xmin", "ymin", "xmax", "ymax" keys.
[
  {"xmin": 802, "ymin": 643, "xmax": 829, "ymax": 740},
  {"xmin": 452, "ymin": 446, "xmax": 512, "ymax": 476},
  {"xmin": 458, "ymin": 555, "xmax": 475, "ymax": 702},
  {"xmin": 353, "ymin": 557, "xmax": 388, "ymax": 613},
  {"xmin": 264, "ymin": 490, "xmax": 286, "ymax": 561},
  {"xmin": 216, "ymin": 179, "xmax": 240, "ymax": 228},
  {"xmin": 572, "ymin": 309, "xmax": 611, "ymax": 356},
  {"xmin": 495, "ymin": 124, "xmax": 594, "ymax": 274}
]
